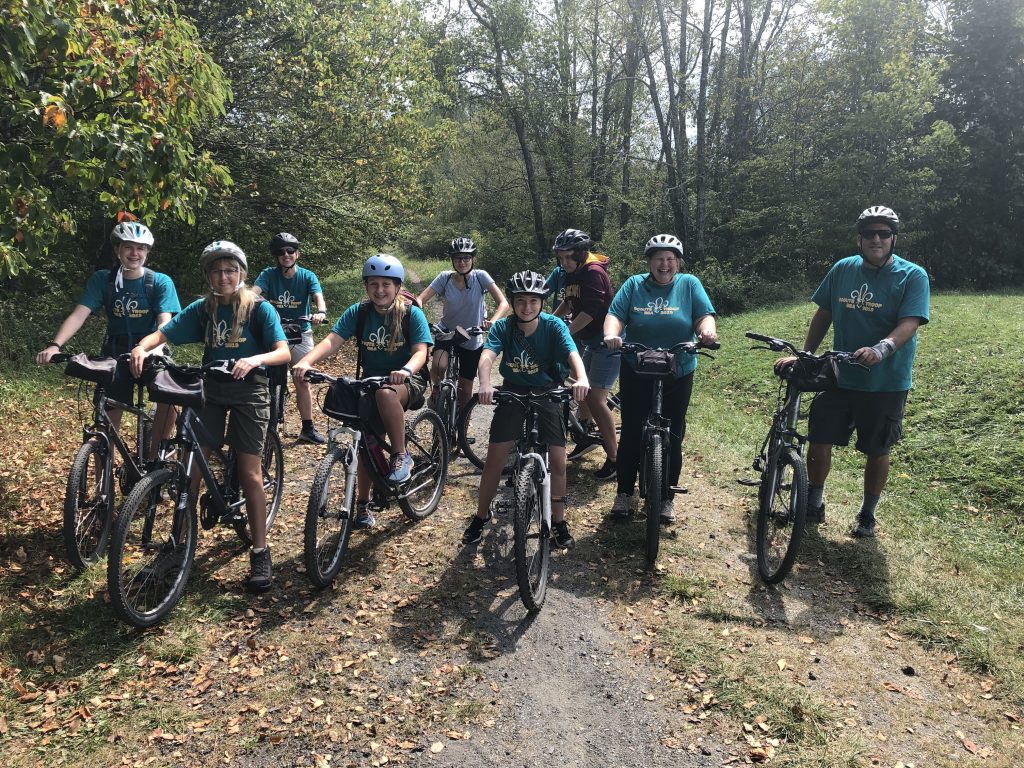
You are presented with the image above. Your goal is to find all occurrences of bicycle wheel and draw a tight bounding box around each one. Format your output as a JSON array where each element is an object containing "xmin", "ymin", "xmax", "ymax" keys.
[
  {"xmin": 436, "ymin": 386, "xmax": 461, "ymax": 459},
  {"xmin": 303, "ymin": 446, "xmax": 355, "ymax": 587},
  {"xmin": 458, "ymin": 394, "xmax": 492, "ymax": 469},
  {"xmin": 397, "ymin": 409, "xmax": 448, "ymax": 520},
  {"xmin": 643, "ymin": 434, "xmax": 665, "ymax": 566},
  {"xmin": 513, "ymin": 458, "xmax": 549, "ymax": 612},
  {"xmin": 107, "ymin": 468, "xmax": 197, "ymax": 628},
  {"xmin": 756, "ymin": 445, "xmax": 809, "ymax": 584},
  {"xmin": 63, "ymin": 440, "xmax": 114, "ymax": 569},
  {"xmin": 233, "ymin": 430, "xmax": 285, "ymax": 545}
]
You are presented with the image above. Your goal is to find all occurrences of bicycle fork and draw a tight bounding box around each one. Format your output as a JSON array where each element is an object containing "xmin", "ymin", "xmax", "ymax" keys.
[{"xmin": 521, "ymin": 450, "xmax": 552, "ymax": 532}]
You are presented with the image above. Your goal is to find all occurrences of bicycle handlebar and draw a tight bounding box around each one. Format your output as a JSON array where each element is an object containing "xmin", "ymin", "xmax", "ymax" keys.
[
  {"xmin": 745, "ymin": 332, "xmax": 869, "ymax": 370},
  {"xmin": 615, "ymin": 339, "xmax": 720, "ymax": 357},
  {"xmin": 302, "ymin": 370, "xmax": 392, "ymax": 391},
  {"xmin": 491, "ymin": 387, "xmax": 573, "ymax": 407}
]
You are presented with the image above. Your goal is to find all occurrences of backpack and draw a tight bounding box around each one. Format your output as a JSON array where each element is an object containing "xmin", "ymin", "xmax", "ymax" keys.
[
  {"xmin": 353, "ymin": 290, "xmax": 426, "ymax": 378},
  {"xmin": 104, "ymin": 268, "xmax": 155, "ymax": 314}
]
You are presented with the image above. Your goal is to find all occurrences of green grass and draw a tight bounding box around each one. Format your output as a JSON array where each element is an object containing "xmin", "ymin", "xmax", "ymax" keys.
[{"xmin": 686, "ymin": 291, "xmax": 1024, "ymax": 701}]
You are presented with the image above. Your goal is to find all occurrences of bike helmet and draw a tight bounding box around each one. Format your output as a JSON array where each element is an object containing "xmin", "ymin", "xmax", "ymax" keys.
[
  {"xmin": 644, "ymin": 233, "xmax": 684, "ymax": 259},
  {"xmin": 448, "ymin": 237, "xmax": 476, "ymax": 255},
  {"xmin": 506, "ymin": 270, "xmax": 550, "ymax": 298},
  {"xmin": 110, "ymin": 221, "xmax": 155, "ymax": 248},
  {"xmin": 200, "ymin": 240, "xmax": 248, "ymax": 274},
  {"xmin": 362, "ymin": 253, "xmax": 404, "ymax": 282},
  {"xmin": 269, "ymin": 232, "xmax": 300, "ymax": 253},
  {"xmin": 856, "ymin": 206, "xmax": 900, "ymax": 234},
  {"xmin": 551, "ymin": 228, "xmax": 593, "ymax": 257}
]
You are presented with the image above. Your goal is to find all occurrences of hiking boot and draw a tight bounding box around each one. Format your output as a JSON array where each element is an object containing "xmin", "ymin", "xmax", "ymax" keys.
[
  {"xmin": 551, "ymin": 520, "xmax": 575, "ymax": 550},
  {"xmin": 298, "ymin": 424, "xmax": 327, "ymax": 445},
  {"xmin": 135, "ymin": 542, "xmax": 187, "ymax": 589},
  {"xmin": 610, "ymin": 492, "xmax": 635, "ymax": 519},
  {"xmin": 849, "ymin": 515, "xmax": 876, "ymax": 538},
  {"xmin": 806, "ymin": 503, "xmax": 826, "ymax": 524},
  {"xmin": 593, "ymin": 459, "xmax": 617, "ymax": 481},
  {"xmin": 462, "ymin": 513, "xmax": 491, "ymax": 545},
  {"xmin": 353, "ymin": 502, "xmax": 376, "ymax": 530},
  {"xmin": 660, "ymin": 498, "xmax": 676, "ymax": 524},
  {"xmin": 567, "ymin": 434, "xmax": 601, "ymax": 461},
  {"xmin": 387, "ymin": 450, "xmax": 413, "ymax": 483},
  {"xmin": 246, "ymin": 548, "xmax": 273, "ymax": 593}
]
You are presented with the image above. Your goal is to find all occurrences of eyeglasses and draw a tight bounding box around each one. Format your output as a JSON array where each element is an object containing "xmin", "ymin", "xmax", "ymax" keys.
[
  {"xmin": 208, "ymin": 268, "xmax": 240, "ymax": 277},
  {"xmin": 861, "ymin": 230, "xmax": 895, "ymax": 240},
  {"xmin": 274, "ymin": 247, "xmax": 297, "ymax": 256}
]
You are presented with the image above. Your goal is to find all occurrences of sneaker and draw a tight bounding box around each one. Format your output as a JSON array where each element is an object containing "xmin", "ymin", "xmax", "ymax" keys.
[
  {"xmin": 849, "ymin": 515, "xmax": 876, "ymax": 538},
  {"xmin": 246, "ymin": 548, "xmax": 273, "ymax": 592},
  {"xmin": 551, "ymin": 520, "xmax": 575, "ymax": 550},
  {"xmin": 806, "ymin": 503, "xmax": 826, "ymax": 524},
  {"xmin": 660, "ymin": 497, "xmax": 676, "ymax": 524},
  {"xmin": 593, "ymin": 459, "xmax": 617, "ymax": 481},
  {"xmin": 387, "ymin": 451, "xmax": 413, "ymax": 483},
  {"xmin": 567, "ymin": 435, "xmax": 601, "ymax": 461},
  {"xmin": 610, "ymin": 492, "xmax": 635, "ymax": 519},
  {"xmin": 298, "ymin": 425, "xmax": 327, "ymax": 445},
  {"xmin": 353, "ymin": 503, "xmax": 376, "ymax": 530},
  {"xmin": 135, "ymin": 542, "xmax": 186, "ymax": 588},
  {"xmin": 462, "ymin": 513, "xmax": 491, "ymax": 545}
]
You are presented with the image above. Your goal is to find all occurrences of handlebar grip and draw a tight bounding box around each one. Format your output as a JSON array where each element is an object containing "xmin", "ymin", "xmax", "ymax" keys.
[
  {"xmin": 745, "ymin": 332, "xmax": 773, "ymax": 343},
  {"xmin": 702, "ymin": 341, "xmax": 721, "ymax": 351}
]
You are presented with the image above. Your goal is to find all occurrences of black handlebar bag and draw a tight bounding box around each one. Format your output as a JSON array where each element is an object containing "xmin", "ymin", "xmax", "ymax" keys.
[
  {"xmin": 631, "ymin": 349, "xmax": 676, "ymax": 379},
  {"xmin": 783, "ymin": 356, "xmax": 838, "ymax": 392},
  {"xmin": 147, "ymin": 368, "xmax": 206, "ymax": 409}
]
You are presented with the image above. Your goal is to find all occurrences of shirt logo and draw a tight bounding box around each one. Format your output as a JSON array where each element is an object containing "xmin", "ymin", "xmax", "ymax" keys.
[
  {"xmin": 633, "ymin": 297, "xmax": 678, "ymax": 316},
  {"xmin": 839, "ymin": 283, "xmax": 882, "ymax": 313},
  {"xmin": 364, "ymin": 325, "xmax": 390, "ymax": 352},
  {"xmin": 113, "ymin": 295, "xmax": 143, "ymax": 319},
  {"xmin": 210, "ymin": 318, "xmax": 248, "ymax": 349},
  {"xmin": 508, "ymin": 350, "xmax": 539, "ymax": 375},
  {"xmin": 275, "ymin": 289, "xmax": 301, "ymax": 310}
]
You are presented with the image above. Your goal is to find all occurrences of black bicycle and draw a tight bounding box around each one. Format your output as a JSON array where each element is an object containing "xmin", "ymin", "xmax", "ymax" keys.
[
  {"xmin": 52, "ymin": 352, "xmax": 154, "ymax": 570},
  {"xmin": 616, "ymin": 340, "xmax": 718, "ymax": 565},
  {"xmin": 106, "ymin": 357, "xmax": 284, "ymax": 627},
  {"xmin": 301, "ymin": 371, "xmax": 449, "ymax": 588},
  {"xmin": 430, "ymin": 324, "xmax": 485, "ymax": 461},
  {"xmin": 742, "ymin": 333, "xmax": 865, "ymax": 583},
  {"xmin": 268, "ymin": 314, "xmax": 316, "ymax": 434}
]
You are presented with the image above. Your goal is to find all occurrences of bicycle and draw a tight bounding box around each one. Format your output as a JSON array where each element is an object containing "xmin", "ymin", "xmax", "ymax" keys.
[
  {"xmin": 51, "ymin": 352, "xmax": 153, "ymax": 570},
  {"xmin": 105, "ymin": 357, "xmax": 285, "ymax": 627},
  {"xmin": 429, "ymin": 324, "xmax": 485, "ymax": 461},
  {"xmin": 301, "ymin": 371, "xmax": 449, "ymax": 588},
  {"xmin": 614, "ymin": 341, "xmax": 718, "ymax": 565},
  {"xmin": 268, "ymin": 314, "xmax": 316, "ymax": 435},
  {"xmin": 741, "ymin": 332, "xmax": 865, "ymax": 583}
]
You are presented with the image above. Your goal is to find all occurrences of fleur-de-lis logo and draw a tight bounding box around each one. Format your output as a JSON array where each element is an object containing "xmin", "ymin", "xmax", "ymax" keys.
[
  {"xmin": 850, "ymin": 283, "xmax": 873, "ymax": 309},
  {"xmin": 511, "ymin": 350, "xmax": 533, "ymax": 372},
  {"xmin": 277, "ymin": 290, "xmax": 295, "ymax": 308},
  {"xmin": 367, "ymin": 326, "xmax": 389, "ymax": 350},
  {"xmin": 647, "ymin": 297, "xmax": 670, "ymax": 314},
  {"xmin": 212, "ymin": 318, "xmax": 230, "ymax": 347},
  {"xmin": 113, "ymin": 296, "xmax": 140, "ymax": 318}
]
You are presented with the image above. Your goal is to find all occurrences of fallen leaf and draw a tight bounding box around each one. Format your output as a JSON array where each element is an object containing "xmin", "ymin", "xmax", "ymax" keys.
[
  {"xmin": 430, "ymin": 742, "xmax": 444, "ymax": 753},
  {"xmin": 961, "ymin": 736, "xmax": 978, "ymax": 754},
  {"xmin": 776, "ymin": 659, "xmax": 787, "ymax": 671}
]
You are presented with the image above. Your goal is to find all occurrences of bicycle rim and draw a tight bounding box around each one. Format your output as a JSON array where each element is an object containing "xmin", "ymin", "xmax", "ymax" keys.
[
  {"xmin": 756, "ymin": 446, "xmax": 808, "ymax": 583},
  {"xmin": 644, "ymin": 435, "xmax": 664, "ymax": 566},
  {"xmin": 63, "ymin": 440, "xmax": 113, "ymax": 569},
  {"xmin": 397, "ymin": 410, "xmax": 449, "ymax": 520},
  {"xmin": 303, "ymin": 447, "xmax": 354, "ymax": 587},
  {"xmin": 107, "ymin": 468, "xmax": 196, "ymax": 628},
  {"xmin": 513, "ymin": 458, "xmax": 549, "ymax": 612}
]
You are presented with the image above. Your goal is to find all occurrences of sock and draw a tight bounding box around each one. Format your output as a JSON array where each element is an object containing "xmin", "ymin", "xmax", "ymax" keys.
[
  {"xmin": 302, "ymin": 419, "xmax": 314, "ymax": 429},
  {"xmin": 252, "ymin": 547, "xmax": 266, "ymax": 554},
  {"xmin": 808, "ymin": 484, "xmax": 824, "ymax": 508},
  {"xmin": 859, "ymin": 493, "xmax": 880, "ymax": 522}
]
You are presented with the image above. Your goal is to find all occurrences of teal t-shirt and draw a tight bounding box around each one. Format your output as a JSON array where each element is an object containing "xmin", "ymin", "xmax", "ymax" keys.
[
  {"xmin": 608, "ymin": 273, "xmax": 716, "ymax": 377},
  {"xmin": 77, "ymin": 269, "xmax": 181, "ymax": 349},
  {"xmin": 161, "ymin": 298, "xmax": 287, "ymax": 365},
  {"xmin": 546, "ymin": 266, "xmax": 567, "ymax": 310},
  {"xmin": 332, "ymin": 301, "xmax": 432, "ymax": 378},
  {"xmin": 254, "ymin": 266, "xmax": 323, "ymax": 332},
  {"xmin": 811, "ymin": 254, "xmax": 930, "ymax": 392},
  {"xmin": 483, "ymin": 313, "xmax": 578, "ymax": 388}
]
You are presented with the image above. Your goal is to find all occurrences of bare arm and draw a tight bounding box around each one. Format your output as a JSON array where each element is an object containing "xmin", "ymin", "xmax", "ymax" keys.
[
  {"xmin": 36, "ymin": 305, "xmax": 93, "ymax": 363},
  {"xmin": 291, "ymin": 332, "xmax": 346, "ymax": 381},
  {"xmin": 417, "ymin": 286, "xmax": 437, "ymax": 306},
  {"xmin": 803, "ymin": 307, "xmax": 833, "ymax": 353},
  {"xmin": 566, "ymin": 350, "xmax": 590, "ymax": 402},
  {"xmin": 485, "ymin": 282, "xmax": 509, "ymax": 328},
  {"xmin": 391, "ymin": 342, "xmax": 429, "ymax": 385},
  {"xmin": 476, "ymin": 348, "xmax": 498, "ymax": 404},
  {"xmin": 694, "ymin": 314, "xmax": 718, "ymax": 345},
  {"xmin": 852, "ymin": 316, "xmax": 923, "ymax": 366},
  {"xmin": 566, "ymin": 311, "xmax": 593, "ymax": 337},
  {"xmin": 603, "ymin": 314, "xmax": 624, "ymax": 351},
  {"xmin": 129, "ymin": 330, "xmax": 170, "ymax": 377}
]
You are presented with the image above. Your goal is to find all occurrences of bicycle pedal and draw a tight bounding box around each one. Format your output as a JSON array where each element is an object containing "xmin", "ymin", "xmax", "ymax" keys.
[
  {"xmin": 736, "ymin": 478, "xmax": 761, "ymax": 487},
  {"xmin": 669, "ymin": 485, "xmax": 688, "ymax": 495}
]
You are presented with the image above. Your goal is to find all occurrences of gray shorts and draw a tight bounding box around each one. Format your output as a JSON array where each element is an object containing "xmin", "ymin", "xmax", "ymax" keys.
[
  {"xmin": 289, "ymin": 331, "xmax": 314, "ymax": 365},
  {"xmin": 808, "ymin": 388, "xmax": 908, "ymax": 456},
  {"xmin": 582, "ymin": 344, "xmax": 621, "ymax": 390}
]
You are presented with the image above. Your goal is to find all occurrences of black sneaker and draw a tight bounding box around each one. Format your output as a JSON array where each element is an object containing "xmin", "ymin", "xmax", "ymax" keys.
[
  {"xmin": 567, "ymin": 435, "xmax": 601, "ymax": 461},
  {"xmin": 849, "ymin": 515, "xmax": 876, "ymax": 538},
  {"xmin": 551, "ymin": 520, "xmax": 575, "ymax": 550},
  {"xmin": 593, "ymin": 459, "xmax": 617, "ymax": 481},
  {"xmin": 462, "ymin": 514, "xmax": 490, "ymax": 545},
  {"xmin": 353, "ymin": 504, "xmax": 376, "ymax": 530},
  {"xmin": 298, "ymin": 425, "xmax": 327, "ymax": 445},
  {"xmin": 806, "ymin": 503, "xmax": 825, "ymax": 524},
  {"xmin": 246, "ymin": 548, "xmax": 273, "ymax": 592}
]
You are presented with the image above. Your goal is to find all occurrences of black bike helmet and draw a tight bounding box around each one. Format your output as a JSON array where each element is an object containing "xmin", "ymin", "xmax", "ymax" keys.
[
  {"xmin": 506, "ymin": 270, "xmax": 550, "ymax": 299},
  {"xmin": 551, "ymin": 228, "xmax": 593, "ymax": 259},
  {"xmin": 448, "ymin": 237, "xmax": 476, "ymax": 255},
  {"xmin": 269, "ymin": 232, "xmax": 300, "ymax": 253},
  {"xmin": 856, "ymin": 206, "xmax": 899, "ymax": 234}
]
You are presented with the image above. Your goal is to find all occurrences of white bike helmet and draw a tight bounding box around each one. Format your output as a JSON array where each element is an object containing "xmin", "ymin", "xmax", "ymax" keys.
[
  {"xmin": 856, "ymin": 206, "xmax": 900, "ymax": 234},
  {"xmin": 644, "ymin": 234, "xmax": 684, "ymax": 259},
  {"xmin": 200, "ymin": 240, "xmax": 248, "ymax": 273},
  {"xmin": 110, "ymin": 222, "xmax": 154, "ymax": 248}
]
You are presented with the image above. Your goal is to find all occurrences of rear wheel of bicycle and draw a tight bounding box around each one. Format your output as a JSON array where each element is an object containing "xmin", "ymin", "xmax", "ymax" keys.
[
  {"xmin": 107, "ymin": 468, "xmax": 197, "ymax": 628},
  {"xmin": 459, "ymin": 394, "xmax": 493, "ymax": 469},
  {"xmin": 756, "ymin": 445, "xmax": 808, "ymax": 584},
  {"xmin": 435, "ymin": 386, "xmax": 461, "ymax": 460},
  {"xmin": 644, "ymin": 434, "xmax": 665, "ymax": 566},
  {"xmin": 304, "ymin": 447, "xmax": 355, "ymax": 587},
  {"xmin": 398, "ymin": 410, "xmax": 448, "ymax": 521},
  {"xmin": 232, "ymin": 430, "xmax": 285, "ymax": 545},
  {"xmin": 63, "ymin": 440, "xmax": 114, "ymax": 570},
  {"xmin": 513, "ymin": 457, "xmax": 549, "ymax": 612}
]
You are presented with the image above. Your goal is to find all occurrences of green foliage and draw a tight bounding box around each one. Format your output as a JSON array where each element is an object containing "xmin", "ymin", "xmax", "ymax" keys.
[{"xmin": 0, "ymin": 0, "xmax": 231, "ymax": 277}]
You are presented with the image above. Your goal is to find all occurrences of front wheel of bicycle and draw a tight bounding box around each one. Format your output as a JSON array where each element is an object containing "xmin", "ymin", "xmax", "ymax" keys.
[
  {"xmin": 397, "ymin": 409, "xmax": 449, "ymax": 521},
  {"xmin": 304, "ymin": 446, "xmax": 355, "ymax": 587},
  {"xmin": 513, "ymin": 458, "xmax": 549, "ymax": 612},
  {"xmin": 458, "ymin": 394, "xmax": 493, "ymax": 469},
  {"xmin": 233, "ymin": 430, "xmax": 285, "ymax": 545},
  {"xmin": 107, "ymin": 468, "xmax": 197, "ymax": 628},
  {"xmin": 63, "ymin": 439, "xmax": 114, "ymax": 570},
  {"xmin": 644, "ymin": 434, "xmax": 665, "ymax": 566},
  {"xmin": 756, "ymin": 445, "xmax": 808, "ymax": 584}
]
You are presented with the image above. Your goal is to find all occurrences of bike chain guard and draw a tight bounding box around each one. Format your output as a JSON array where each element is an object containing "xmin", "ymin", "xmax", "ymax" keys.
[{"xmin": 199, "ymin": 491, "xmax": 218, "ymax": 530}]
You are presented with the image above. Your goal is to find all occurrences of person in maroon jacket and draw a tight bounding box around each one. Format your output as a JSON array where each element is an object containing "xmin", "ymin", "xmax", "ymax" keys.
[{"xmin": 551, "ymin": 228, "xmax": 620, "ymax": 481}]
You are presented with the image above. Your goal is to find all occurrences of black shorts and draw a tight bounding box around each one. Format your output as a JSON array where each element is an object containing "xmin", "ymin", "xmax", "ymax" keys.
[
  {"xmin": 807, "ymin": 388, "xmax": 908, "ymax": 456},
  {"xmin": 436, "ymin": 345, "xmax": 484, "ymax": 382},
  {"xmin": 488, "ymin": 386, "xmax": 567, "ymax": 447}
]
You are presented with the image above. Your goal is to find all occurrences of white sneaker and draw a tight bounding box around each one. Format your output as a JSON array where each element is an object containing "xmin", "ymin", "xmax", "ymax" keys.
[{"xmin": 610, "ymin": 493, "xmax": 635, "ymax": 519}]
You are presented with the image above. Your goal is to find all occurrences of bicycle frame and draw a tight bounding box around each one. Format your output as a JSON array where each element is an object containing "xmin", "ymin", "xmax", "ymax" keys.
[
  {"xmin": 639, "ymin": 378, "xmax": 672, "ymax": 498},
  {"xmin": 86, "ymin": 386, "xmax": 153, "ymax": 489}
]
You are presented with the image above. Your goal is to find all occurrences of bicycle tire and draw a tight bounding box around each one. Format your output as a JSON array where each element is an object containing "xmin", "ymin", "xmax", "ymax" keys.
[
  {"xmin": 63, "ymin": 439, "xmax": 113, "ymax": 569},
  {"xmin": 107, "ymin": 468, "xmax": 197, "ymax": 628},
  {"xmin": 433, "ymin": 385, "xmax": 460, "ymax": 460},
  {"xmin": 513, "ymin": 457, "xmax": 549, "ymax": 612},
  {"xmin": 756, "ymin": 445, "xmax": 808, "ymax": 584},
  {"xmin": 458, "ymin": 394, "xmax": 491, "ymax": 469},
  {"xmin": 233, "ymin": 429, "xmax": 285, "ymax": 545},
  {"xmin": 303, "ymin": 446, "xmax": 355, "ymax": 587},
  {"xmin": 397, "ymin": 409, "xmax": 449, "ymax": 520},
  {"xmin": 644, "ymin": 434, "xmax": 664, "ymax": 565}
]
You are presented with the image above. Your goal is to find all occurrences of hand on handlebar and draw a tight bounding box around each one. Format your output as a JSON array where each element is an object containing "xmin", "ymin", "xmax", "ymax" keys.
[
  {"xmin": 697, "ymin": 328, "xmax": 719, "ymax": 346},
  {"xmin": 389, "ymin": 368, "xmax": 411, "ymax": 385},
  {"xmin": 311, "ymin": 311, "xmax": 327, "ymax": 325},
  {"xmin": 477, "ymin": 382, "xmax": 495, "ymax": 406},
  {"xmin": 852, "ymin": 346, "xmax": 882, "ymax": 366},
  {"xmin": 36, "ymin": 346, "xmax": 60, "ymax": 365},
  {"xmin": 773, "ymin": 355, "xmax": 797, "ymax": 375},
  {"xmin": 571, "ymin": 377, "xmax": 590, "ymax": 403},
  {"xmin": 603, "ymin": 335, "xmax": 623, "ymax": 351}
]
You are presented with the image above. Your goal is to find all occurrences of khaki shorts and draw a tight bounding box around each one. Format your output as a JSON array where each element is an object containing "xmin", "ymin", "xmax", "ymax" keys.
[
  {"xmin": 289, "ymin": 331, "xmax": 314, "ymax": 365},
  {"xmin": 197, "ymin": 378, "xmax": 270, "ymax": 456}
]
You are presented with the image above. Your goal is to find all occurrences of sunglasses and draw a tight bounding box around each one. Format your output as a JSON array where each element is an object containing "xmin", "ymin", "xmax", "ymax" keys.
[
  {"xmin": 274, "ymin": 247, "xmax": 298, "ymax": 256},
  {"xmin": 451, "ymin": 255, "xmax": 473, "ymax": 261},
  {"xmin": 861, "ymin": 230, "xmax": 895, "ymax": 240}
]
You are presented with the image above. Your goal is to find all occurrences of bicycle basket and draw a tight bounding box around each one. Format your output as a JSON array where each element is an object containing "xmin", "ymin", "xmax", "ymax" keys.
[
  {"xmin": 783, "ymin": 355, "xmax": 838, "ymax": 392},
  {"xmin": 147, "ymin": 368, "xmax": 205, "ymax": 408},
  {"xmin": 322, "ymin": 377, "xmax": 361, "ymax": 420},
  {"xmin": 632, "ymin": 349, "xmax": 676, "ymax": 379},
  {"xmin": 64, "ymin": 353, "xmax": 117, "ymax": 385}
]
